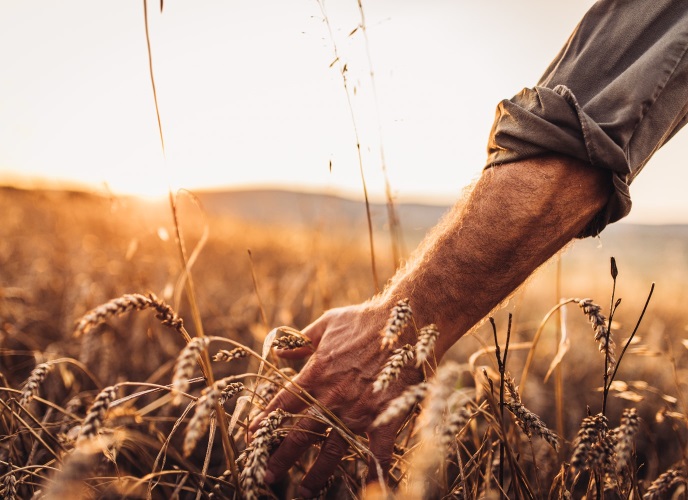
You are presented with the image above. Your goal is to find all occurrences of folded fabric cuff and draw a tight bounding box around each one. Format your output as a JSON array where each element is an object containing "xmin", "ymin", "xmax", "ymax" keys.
[{"xmin": 485, "ymin": 85, "xmax": 632, "ymax": 238}]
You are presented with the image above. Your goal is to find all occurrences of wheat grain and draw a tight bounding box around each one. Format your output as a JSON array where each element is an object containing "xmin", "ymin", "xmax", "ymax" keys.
[
  {"xmin": 77, "ymin": 386, "xmax": 117, "ymax": 445},
  {"xmin": 415, "ymin": 324, "xmax": 439, "ymax": 367},
  {"xmin": 0, "ymin": 466, "xmax": 17, "ymax": 500},
  {"xmin": 373, "ymin": 381, "xmax": 428, "ymax": 427},
  {"xmin": 73, "ymin": 292, "xmax": 183, "ymax": 337},
  {"xmin": 570, "ymin": 413, "xmax": 608, "ymax": 473},
  {"xmin": 373, "ymin": 344, "xmax": 415, "ymax": 393},
  {"xmin": 615, "ymin": 408, "xmax": 639, "ymax": 472},
  {"xmin": 440, "ymin": 406, "xmax": 472, "ymax": 454},
  {"xmin": 504, "ymin": 375, "xmax": 559, "ymax": 450},
  {"xmin": 171, "ymin": 337, "xmax": 210, "ymax": 405},
  {"xmin": 381, "ymin": 298, "xmax": 412, "ymax": 349},
  {"xmin": 578, "ymin": 298, "xmax": 616, "ymax": 372},
  {"xmin": 213, "ymin": 347, "xmax": 248, "ymax": 362},
  {"xmin": 422, "ymin": 362, "xmax": 462, "ymax": 437},
  {"xmin": 643, "ymin": 468, "xmax": 684, "ymax": 499},
  {"xmin": 184, "ymin": 379, "xmax": 244, "ymax": 457},
  {"xmin": 18, "ymin": 362, "xmax": 53, "ymax": 407},
  {"xmin": 240, "ymin": 409, "xmax": 288, "ymax": 500},
  {"xmin": 272, "ymin": 334, "xmax": 311, "ymax": 350}
]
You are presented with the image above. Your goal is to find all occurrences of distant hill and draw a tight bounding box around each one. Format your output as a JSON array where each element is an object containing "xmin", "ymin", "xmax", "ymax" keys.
[
  {"xmin": 3, "ymin": 185, "xmax": 688, "ymax": 267},
  {"xmin": 193, "ymin": 188, "xmax": 453, "ymax": 247}
]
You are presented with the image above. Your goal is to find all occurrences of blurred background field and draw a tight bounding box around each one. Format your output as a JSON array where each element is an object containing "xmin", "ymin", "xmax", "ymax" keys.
[{"xmin": 2, "ymin": 183, "xmax": 688, "ymax": 497}]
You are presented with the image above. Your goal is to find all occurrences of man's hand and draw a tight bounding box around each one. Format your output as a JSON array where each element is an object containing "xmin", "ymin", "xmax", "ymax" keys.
[
  {"xmin": 249, "ymin": 299, "xmax": 423, "ymax": 498},
  {"xmin": 248, "ymin": 155, "xmax": 613, "ymax": 497}
]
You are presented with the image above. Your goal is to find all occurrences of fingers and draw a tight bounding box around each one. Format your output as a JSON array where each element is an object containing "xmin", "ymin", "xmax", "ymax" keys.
[
  {"xmin": 366, "ymin": 420, "xmax": 401, "ymax": 484},
  {"xmin": 264, "ymin": 413, "xmax": 328, "ymax": 485},
  {"xmin": 298, "ymin": 429, "xmax": 350, "ymax": 498}
]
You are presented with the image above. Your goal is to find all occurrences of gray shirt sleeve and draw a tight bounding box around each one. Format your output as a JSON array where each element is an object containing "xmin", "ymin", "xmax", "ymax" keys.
[{"xmin": 486, "ymin": 0, "xmax": 688, "ymax": 237}]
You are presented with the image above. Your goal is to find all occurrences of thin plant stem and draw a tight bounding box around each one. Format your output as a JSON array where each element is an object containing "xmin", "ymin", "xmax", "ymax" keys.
[
  {"xmin": 142, "ymin": 1, "xmax": 240, "ymax": 490},
  {"xmin": 554, "ymin": 256, "xmax": 565, "ymax": 453},
  {"xmin": 606, "ymin": 282, "xmax": 655, "ymax": 391},
  {"xmin": 602, "ymin": 257, "xmax": 618, "ymax": 416},
  {"xmin": 316, "ymin": 0, "xmax": 379, "ymax": 293},
  {"xmin": 355, "ymin": 0, "xmax": 404, "ymax": 265}
]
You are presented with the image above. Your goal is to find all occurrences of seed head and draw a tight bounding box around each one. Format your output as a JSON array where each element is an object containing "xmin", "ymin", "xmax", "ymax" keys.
[
  {"xmin": 77, "ymin": 386, "xmax": 117, "ymax": 444},
  {"xmin": 19, "ymin": 362, "xmax": 53, "ymax": 407},
  {"xmin": 415, "ymin": 324, "xmax": 439, "ymax": 367},
  {"xmin": 171, "ymin": 337, "xmax": 210, "ymax": 405},
  {"xmin": 373, "ymin": 344, "xmax": 415, "ymax": 393},
  {"xmin": 381, "ymin": 298, "xmax": 412, "ymax": 349},
  {"xmin": 213, "ymin": 347, "xmax": 248, "ymax": 362}
]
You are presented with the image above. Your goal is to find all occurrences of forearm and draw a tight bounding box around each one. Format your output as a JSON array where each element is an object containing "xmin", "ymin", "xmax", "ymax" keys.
[{"xmin": 377, "ymin": 155, "xmax": 612, "ymax": 356}]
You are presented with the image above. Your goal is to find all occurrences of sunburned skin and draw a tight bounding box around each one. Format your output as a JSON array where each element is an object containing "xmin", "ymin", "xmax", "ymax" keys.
[{"xmin": 249, "ymin": 154, "xmax": 613, "ymax": 498}]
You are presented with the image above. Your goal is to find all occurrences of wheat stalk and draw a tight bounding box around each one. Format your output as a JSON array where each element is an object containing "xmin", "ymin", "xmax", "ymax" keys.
[
  {"xmin": 213, "ymin": 347, "xmax": 248, "ymax": 362},
  {"xmin": 272, "ymin": 334, "xmax": 311, "ymax": 350},
  {"xmin": 415, "ymin": 324, "xmax": 439, "ymax": 367},
  {"xmin": 183, "ymin": 379, "xmax": 244, "ymax": 457},
  {"xmin": 373, "ymin": 381, "xmax": 428, "ymax": 427},
  {"xmin": 18, "ymin": 361, "xmax": 53, "ymax": 407},
  {"xmin": 73, "ymin": 292, "xmax": 183, "ymax": 337},
  {"xmin": 0, "ymin": 466, "xmax": 17, "ymax": 500},
  {"xmin": 373, "ymin": 344, "xmax": 415, "ymax": 392},
  {"xmin": 239, "ymin": 409, "xmax": 288, "ymax": 500},
  {"xmin": 381, "ymin": 298, "xmax": 412, "ymax": 349},
  {"xmin": 77, "ymin": 385, "xmax": 117, "ymax": 444},
  {"xmin": 570, "ymin": 413, "xmax": 610, "ymax": 474},
  {"xmin": 615, "ymin": 407, "xmax": 639, "ymax": 472},
  {"xmin": 643, "ymin": 468, "xmax": 685, "ymax": 499},
  {"xmin": 171, "ymin": 337, "xmax": 210, "ymax": 405},
  {"xmin": 578, "ymin": 298, "xmax": 616, "ymax": 372},
  {"xmin": 505, "ymin": 375, "xmax": 559, "ymax": 450}
]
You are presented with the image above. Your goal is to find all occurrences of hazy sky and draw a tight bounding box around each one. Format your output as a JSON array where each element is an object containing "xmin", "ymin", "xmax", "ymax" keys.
[{"xmin": 1, "ymin": 1, "xmax": 687, "ymax": 224}]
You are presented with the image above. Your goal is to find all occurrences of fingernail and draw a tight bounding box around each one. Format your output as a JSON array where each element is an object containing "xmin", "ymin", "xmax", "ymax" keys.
[
  {"xmin": 298, "ymin": 486, "xmax": 313, "ymax": 498},
  {"xmin": 264, "ymin": 470, "xmax": 275, "ymax": 485}
]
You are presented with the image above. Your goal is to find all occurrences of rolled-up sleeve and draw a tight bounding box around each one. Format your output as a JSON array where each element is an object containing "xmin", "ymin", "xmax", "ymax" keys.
[{"xmin": 485, "ymin": 0, "xmax": 688, "ymax": 237}]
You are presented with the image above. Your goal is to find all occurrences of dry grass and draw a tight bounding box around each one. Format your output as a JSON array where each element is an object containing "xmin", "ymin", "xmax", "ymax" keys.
[{"xmin": 2, "ymin": 186, "xmax": 688, "ymax": 498}]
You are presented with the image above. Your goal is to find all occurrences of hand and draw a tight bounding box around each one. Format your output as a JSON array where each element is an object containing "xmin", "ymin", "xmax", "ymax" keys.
[{"xmin": 248, "ymin": 299, "xmax": 423, "ymax": 498}]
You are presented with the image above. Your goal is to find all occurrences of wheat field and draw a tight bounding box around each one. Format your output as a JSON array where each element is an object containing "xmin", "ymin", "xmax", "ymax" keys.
[{"xmin": 1, "ymin": 185, "xmax": 688, "ymax": 499}]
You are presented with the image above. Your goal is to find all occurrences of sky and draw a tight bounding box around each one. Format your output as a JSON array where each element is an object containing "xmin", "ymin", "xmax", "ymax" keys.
[{"xmin": 1, "ymin": 0, "xmax": 687, "ymax": 224}]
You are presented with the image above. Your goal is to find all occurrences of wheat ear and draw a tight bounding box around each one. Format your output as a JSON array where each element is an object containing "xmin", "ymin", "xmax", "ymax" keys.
[
  {"xmin": 184, "ymin": 379, "xmax": 244, "ymax": 457},
  {"xmin": 18, "ymin": 362, "xmax": 53, "ymax": 407},
  {"xmin": 77, "ymin": 386, "xmax": 117, "ymax": 444},
  {"xmin": 171, "ymin": 337, "xmax": 210, "ymax": 405},
  {"xmin": 373, "ymin": 344, "xmax": 415, "ymax": 392},
  {"xmin": 74, "ymin": 292, "xmax": 183, "ymax": 336},
  {"xmin": 239, "ymin": 409, "xmax": 288, "ymax": 500},
  {"xmin": 381, "ymin": 298, "xmax": 412, "ymax": 349}
]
